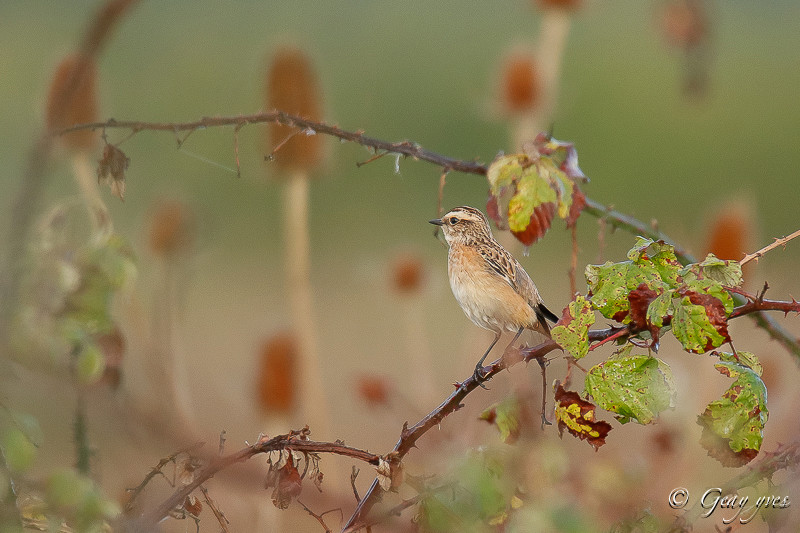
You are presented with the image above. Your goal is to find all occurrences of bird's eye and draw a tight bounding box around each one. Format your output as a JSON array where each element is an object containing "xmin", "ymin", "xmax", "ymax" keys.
[{"xmin": 449, "ymin": 217, "xmax": 459, "ymax": 225}]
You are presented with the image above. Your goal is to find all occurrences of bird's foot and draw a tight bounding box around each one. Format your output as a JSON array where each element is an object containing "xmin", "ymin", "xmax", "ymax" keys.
[{"xmin": 473, "ymin": 364, "xmax": 490, "ymax": 389}]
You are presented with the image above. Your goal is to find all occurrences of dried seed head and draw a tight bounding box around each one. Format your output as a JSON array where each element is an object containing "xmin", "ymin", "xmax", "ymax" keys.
[
  {"xmin": 148, "ymin": 200, "xmax": 194, "ymax": 256},
  {"xmin": 46, "ymin": 54, "xmax": 99, "ymax": 154},
  {"xmin": 501, "ymin": 53, "xmax": 541, "ymax": 114},
  {"xmin": 660, "ymin": 0, "xmax": 708, "ymax": 49},
  {"xmin": 257, "ymin": 332, "xmax": 297, "ymax": 414},
  {"xmin": 266, "ymin": 47, "xmax": 324, "ymax": 174},
  {"xmin": 356, "ymin": 375, "xmax": 390, "ymax": 407},
  {"xmin": 706, "ymin": 201, "xmax": 753, "ymax": 263},
  {"xmin": 535, "ymin": 0, "xmax": 582, "ymax": 10},
  {"xmin": 390, "ymin": 253, "xmax": 425, "ymax": 294}
]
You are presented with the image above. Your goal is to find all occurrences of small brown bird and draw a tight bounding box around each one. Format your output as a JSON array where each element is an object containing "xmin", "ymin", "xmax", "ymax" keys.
[{"xmin": 430, "ymin": 206, "xmax": 558, "ymax": 383}]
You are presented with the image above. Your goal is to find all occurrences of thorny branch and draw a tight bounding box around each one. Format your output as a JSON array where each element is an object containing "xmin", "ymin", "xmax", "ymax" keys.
[
  {"xmin": 1, "ymin": 0, "xmax": 140, "ymax": 350},
  {"xmin": 342, "ymin": 292, "xmax": 797, "ymax": 531},
  {"xmin": 57, "ymin": 111, "xmax": 800, "ymax": 530},
  {"xmin": 57, "ymin": 112, "xmax": 800, "ymax": 361},
  {"xmin": 199, "ymin": 485, "xmax": 230, "ymax": 533},
  {"xmin": 740, "ymin": 228, "xmax": 800, "ymax": 266},
  {"xmin": 124, "ymin": 441, "xmax": 205, "ymax": 513},
  {"xmin": 59, "ymin": 111, "xmax": 488, "ymax": 175},
  {"xmin": 124, "ymin": 430, "xmax": 381, "ymax": 531}
]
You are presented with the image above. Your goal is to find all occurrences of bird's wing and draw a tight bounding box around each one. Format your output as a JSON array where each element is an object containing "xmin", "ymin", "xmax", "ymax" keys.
[
  {"xmin": 478, "ymin": 245, "xmax": 518, "ymax": 291},
  {"xmin": 480, "ymin": 245, "xmax": 559, "ymax": 328}
]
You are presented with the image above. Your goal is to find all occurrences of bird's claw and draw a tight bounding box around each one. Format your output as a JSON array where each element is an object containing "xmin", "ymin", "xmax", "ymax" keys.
[{"xmin": 473, "ymin": 364, "xmax": 490, "ymax": 390}]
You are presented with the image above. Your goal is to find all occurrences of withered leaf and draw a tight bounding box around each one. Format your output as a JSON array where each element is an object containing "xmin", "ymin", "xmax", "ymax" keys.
[
  {"xmin": 554, "ymin": 383, "xmax": 612, "ymax": 450},
  {"xmin": 184, "ymin": 495, "xmax": 202, "ymax": 517},
  {"xmin": 511, "ymin": 201, "xmax": 556, "ymax": 246},
  {"xmin": 269, "ymin": 454, "xmax": 302, "ymax": 509},
  {"xmin": 97, "ymin": 143, "xmax": 129, "ymax": 200}
]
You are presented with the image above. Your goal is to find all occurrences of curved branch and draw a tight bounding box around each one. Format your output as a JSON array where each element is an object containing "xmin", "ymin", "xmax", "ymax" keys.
[
  {"xmin": 126, "ymin": 430, "xmax": 380, "ymax": 531},
  {"xmin": 740, "ymin": 228, "xmax": 800, "ymax": 266},
  {"xmin": 58, "ymin": 111, "xmax": 488, "ymax": 176},
  {"xmin": 342, "ymin": 325, "xmax": 625, "ymax": 532},
  {"xmin": 730, "ymin": 297, "xmax": 800, "ymax": 320}
]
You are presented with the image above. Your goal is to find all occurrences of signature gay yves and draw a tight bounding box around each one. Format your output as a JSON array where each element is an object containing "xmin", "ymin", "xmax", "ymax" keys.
[{"xmin": 668, "ymin": 487, "xmax": 790, "ymax": 524}]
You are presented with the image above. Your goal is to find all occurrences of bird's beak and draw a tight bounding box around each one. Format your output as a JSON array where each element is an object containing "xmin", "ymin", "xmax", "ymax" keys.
[{"xmin": 429, "ymin": 218, "xmax": 444, "ymax": 226}]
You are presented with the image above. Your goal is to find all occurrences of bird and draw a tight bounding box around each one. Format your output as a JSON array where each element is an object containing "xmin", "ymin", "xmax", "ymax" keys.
[{"xmin": 430, "ymin": 206, "xmax": 558, "ymax": 384}]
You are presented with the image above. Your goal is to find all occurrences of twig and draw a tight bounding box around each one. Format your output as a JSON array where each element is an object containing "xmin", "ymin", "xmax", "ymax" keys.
[
  {"xmin": 728, "ymin": 296, "xmax": 800, "ymax": 320},
  {"xmin": 0, "ymin": 0, "xmax": 140, "ymax": 351},
  {"xmin": 55, "ymin": 111, "xmax": 800, "ymax": 359},
  {"xmin": 218, "ymin": 430, "xmax": 226, "ymax": 456},
  {"xmin": 569, "ymin": 223, "xmax": 578, "ymax": 297},
  {"xmin": 583, "ymin": 198, "xmax": 694, "ymax": 264},
  {"xmin": 199, "ymin": 485, "xmax": 230, "ymax": 533},
  {"xmin": 298, "ymin": 500, "xmax": 341, "ymax": 533},
  {"xmin": 124, "ymin": 441, "xmax": 205, "ymax": 513},
  {"xmin": 125, "ymin": 430, "xmax": 381, "ymax": 530},
  {"xmin": 350, "ymin": 466, "xmax": 361, "ymax": 503},
  {"xmin": 343, "ymin": 287, "xmax": 800, "ymax": 529},
  {"xmin": 59, "ymin": 111, "xmax": 488, "ymax": 176},
  {"xmin": 73, "ymin": 394, "xmax": 92, "ymax": 475},
  {"xmin": 740, "ymin": 228, "xmax": 800, "ymax": 266},
  {"xmin": 56, "ymin": 110, "xmax": 800, "ymax": 367},
  {"xmin": 233, "ymin": 123, "xmax": 244, "ymax": 177}
]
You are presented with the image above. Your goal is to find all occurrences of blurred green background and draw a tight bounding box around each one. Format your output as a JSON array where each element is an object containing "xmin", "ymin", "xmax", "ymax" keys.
[{"xmin": 2, "ymin": 1, "xmax": 799, "ymax": 531}]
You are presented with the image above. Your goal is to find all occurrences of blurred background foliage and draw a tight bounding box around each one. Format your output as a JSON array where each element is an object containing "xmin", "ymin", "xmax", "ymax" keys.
[{"xmin": 1, "ymin": 1, "xmax": 799, "ymax": 531}]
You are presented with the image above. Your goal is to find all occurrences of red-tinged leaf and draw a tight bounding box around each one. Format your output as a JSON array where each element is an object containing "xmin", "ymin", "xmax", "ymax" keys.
[
  {"xmin": 698, "ymin": 428, "xmax": 758, "ymax": 467},
  {"xmin": 184, "ymin": 495, "xmax": 202, "ymax": 517},
  {"xmin": 682, "ymin": 289, "xmax": 731, "ymax": 349},
  {"xmin": 565, "ymin": 186, "xmax": 586, "ymax": 229},
  {"xmin": 268, "ymin": 454, "xmax": 303, "ymax": 509},
  {"xmin": 553, "ymin": 384, "xmax": 612, "ymax": 450},
  {"xmin": 628, "ymin": 283, "xmax": 660, "ymax": 335},
  {"xmin": 532, "ymin": 132, "xmax": 588, "ymax": 183},
  {"xmin": 479, "ymin": 395, "xmax": 523, "ymax": 444},
  {"xmin": 551, "ymin": 295, "xmax": 595, "ymax": 359},
  {"xmin": 511, "ymin": 201, "xmax": 556, "ymax": 246},
  {"xmin": 486, "ymin": 194, "xmax": 503, "ymax": 228}
]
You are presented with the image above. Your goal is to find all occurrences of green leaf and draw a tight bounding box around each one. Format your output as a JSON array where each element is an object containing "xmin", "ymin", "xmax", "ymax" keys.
[
  {"xmin": 586, "ymin": 239, "xmax": 681, "ymax": 322},
  {"xmin": 479, "ymin": 396, "xmax": 522, "ymax": 444},
  {"xmin": 585, "ymin": 262, "xmax": 633, "ymax": 320},
  {"xmin": 584, "ymin": 355, "xmax": 676, "ymax": 424},
  {"xmin": 646, "ymin": 291, "xmax": 673, "ymax": 328},
  {"xmin": 418, "ymin": 449, "xmax": 511, "ymax": 532},
  {"xmin": 0, "ymin": 428, "xmax": 37, "ymax": 473},
  {"xmin": 626, "ymin": 238, "xmax": 681, "ymax": 287},
  {"xmin": 487, "ymin": 154, "xmax": 528, "ymax": 193},
  {"xmin": 551, "ymin": 295, "xmax": 595, "ymax": 359},
  {"xmin": 716, "ymin": 351, "xmax": 763, "ymax": 376},
  {"xmin": 538, "ymin": 157, "xmax": 574, "ymax": 219},
  {"xmin": 671, "ymin": 296, "xmax": 727, "ymax": 353},
  {"xmin": 683, "ymin": 277, "xmax": 735, "ymax": 314},
  {"xmin": 697, "ymin": 362, "xmax": 768, "ymax": 465},
  {"xmin": 75, "ymin": 344, "xmax": 106, "ymax": 385},
  {"xmin": 507, "ymin": 166, "xmax": 557, "ymax": 233},
  {"xmin": 681, "ymin": 254, "xmax": 743, "ymax": 288},
  {"xmin": 47, "ymin": 468, "xmax": 92, "ymax": 510}
]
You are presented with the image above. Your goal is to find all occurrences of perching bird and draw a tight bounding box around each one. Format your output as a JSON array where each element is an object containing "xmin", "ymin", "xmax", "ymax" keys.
[{"xmin": 430, "ymin": 206, "xmax": 558, "ymax": 383}]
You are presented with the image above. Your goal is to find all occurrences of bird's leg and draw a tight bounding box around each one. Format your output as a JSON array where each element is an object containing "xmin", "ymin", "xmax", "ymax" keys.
[
  {"xmin": 474, "ymin": 331, "xmax": 501, "ymax": 387},
  {"xmin": 504, "ymin": 326, "xmax": 525, "ymax": 353}
]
